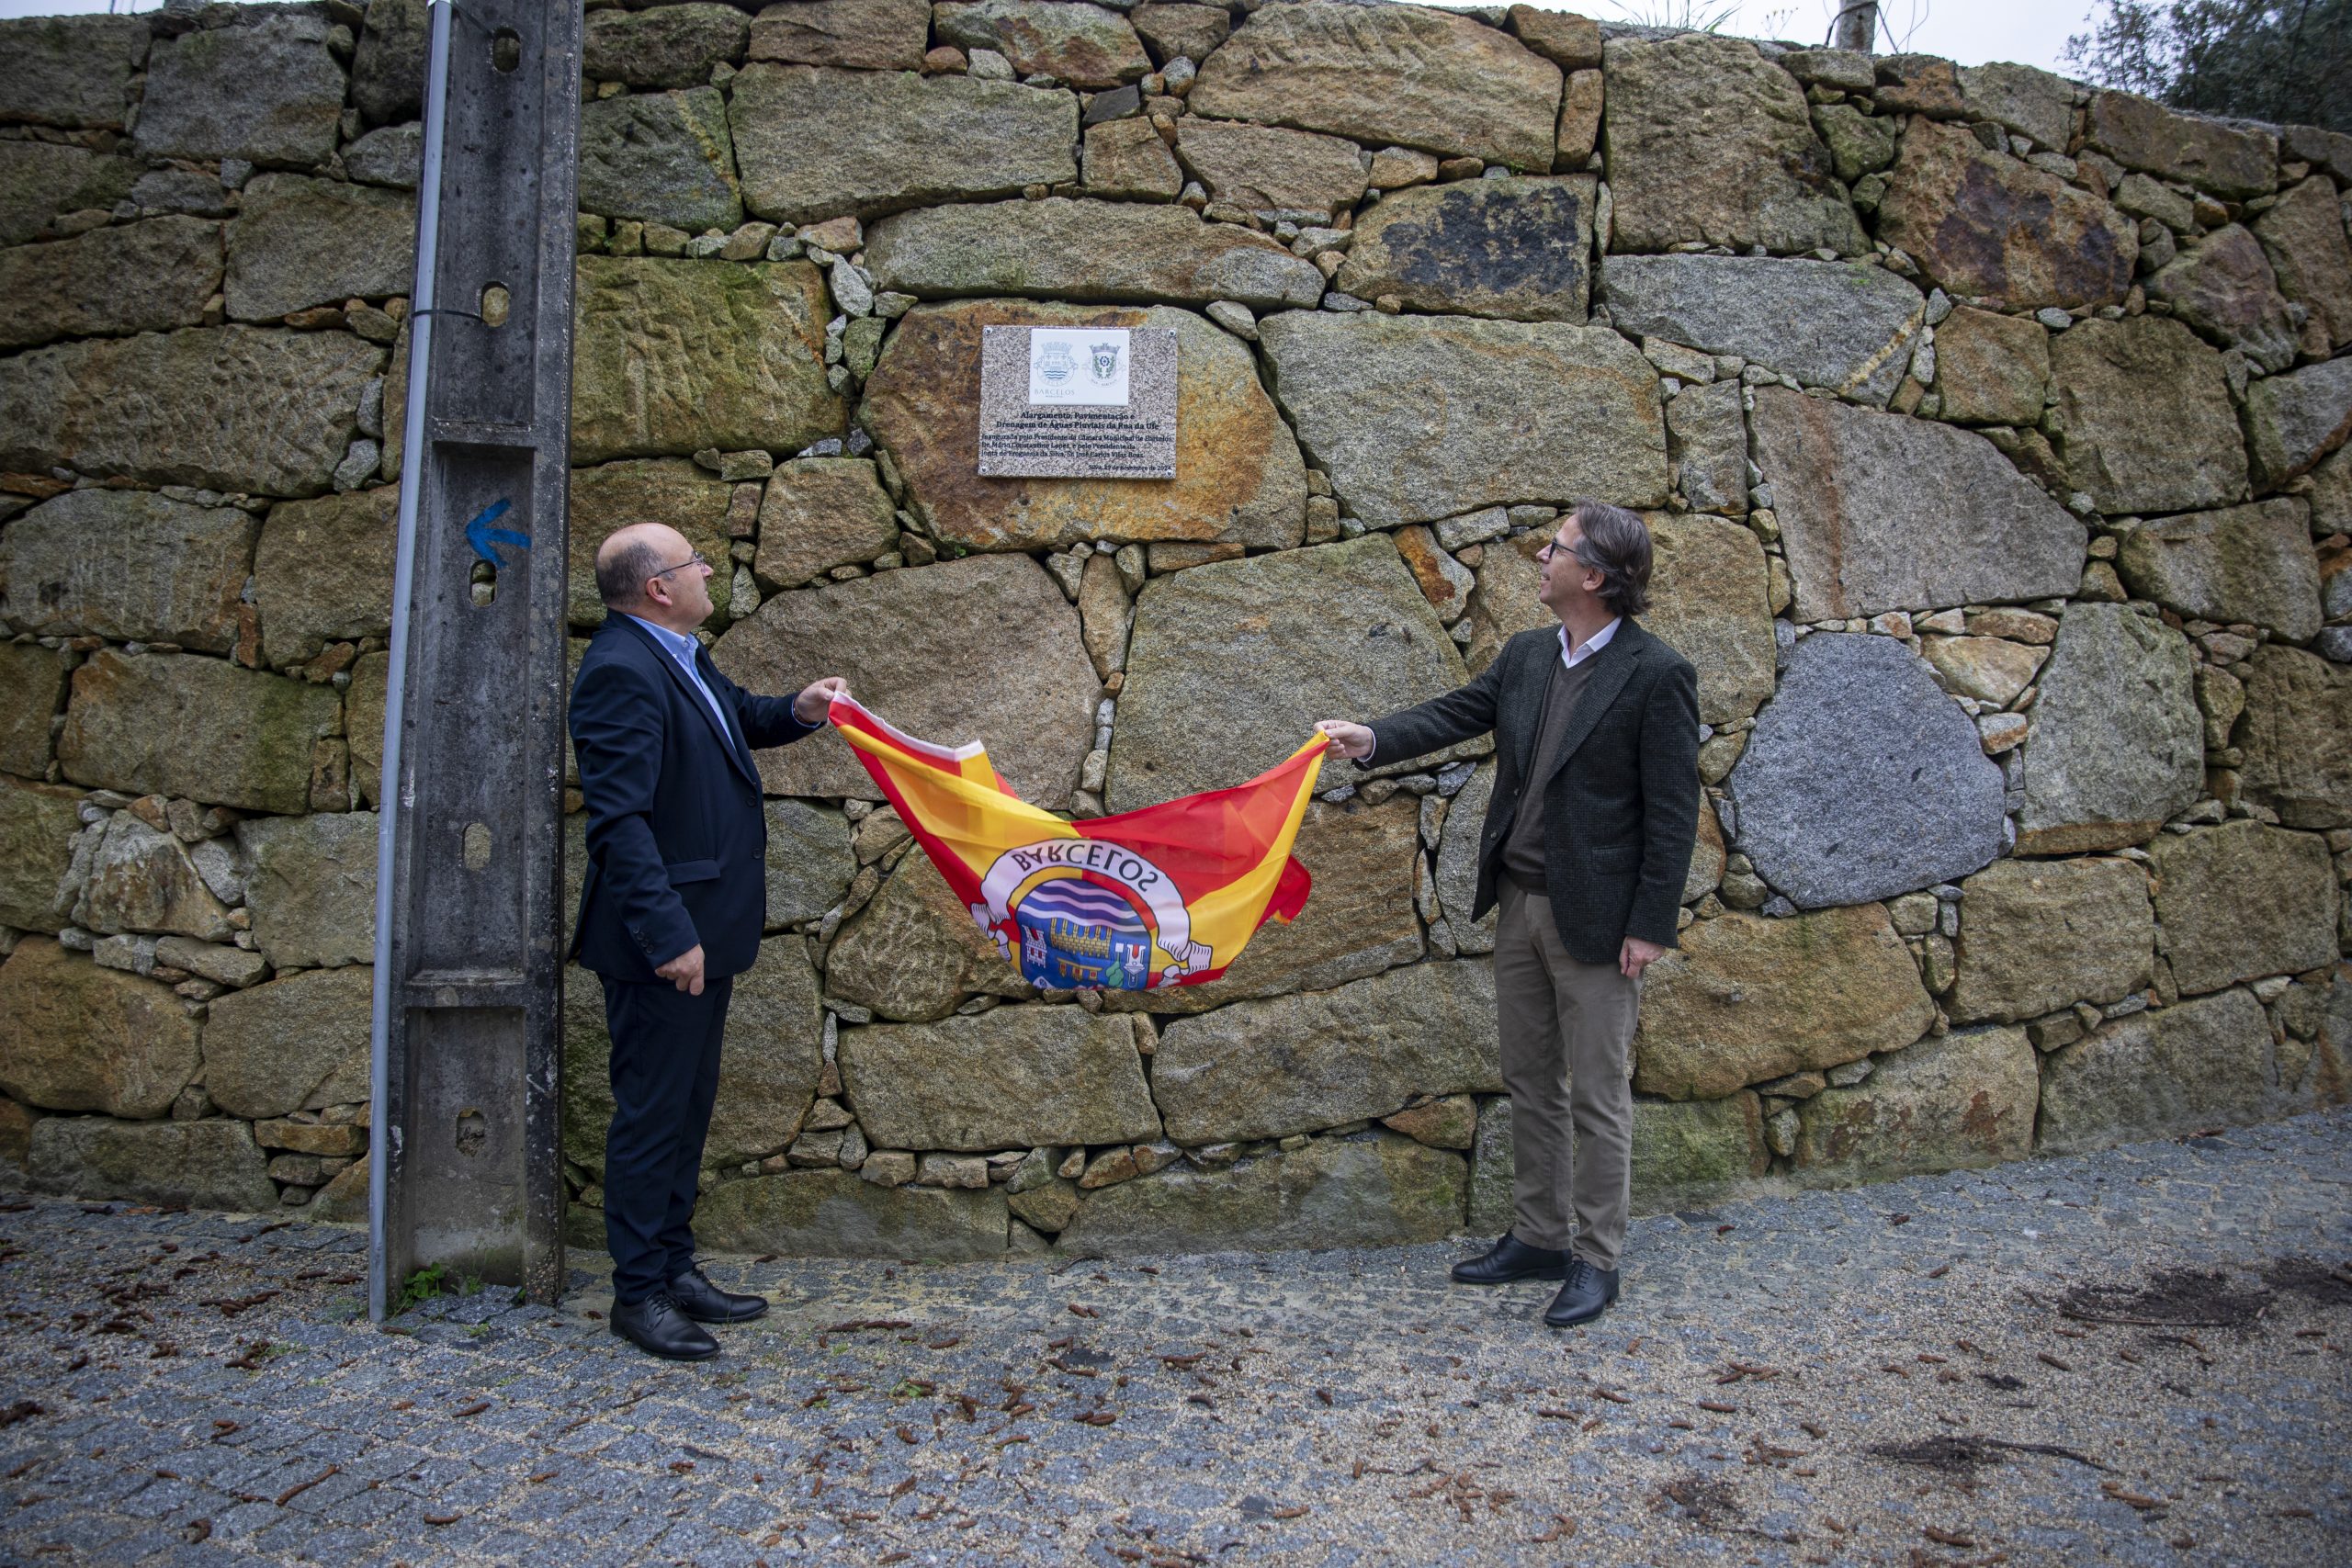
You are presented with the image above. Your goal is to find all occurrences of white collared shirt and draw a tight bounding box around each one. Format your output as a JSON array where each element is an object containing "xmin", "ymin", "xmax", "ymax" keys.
[
  {"xmin": 1557, "ymin": 615, "xmax": 1623, "ymax": 671},
  {"xmin": 623, "ymin": 613, "xmax": 733, "ymax": 739}
]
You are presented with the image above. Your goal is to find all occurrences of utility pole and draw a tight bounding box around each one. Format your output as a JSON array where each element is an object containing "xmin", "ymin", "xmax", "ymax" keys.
[
  {"xmin": 1833, "ymin": 1, "xmax": 1880, "ymax": 52},
  {"xmin": 369, "ymin": 0, "xmax": 581, "ymax": 1319}
]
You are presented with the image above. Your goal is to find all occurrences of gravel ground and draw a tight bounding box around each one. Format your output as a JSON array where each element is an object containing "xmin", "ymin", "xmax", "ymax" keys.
[{"xmin": 0, "ymin": 1111, "xmax": 2346, "ymax": 1567}]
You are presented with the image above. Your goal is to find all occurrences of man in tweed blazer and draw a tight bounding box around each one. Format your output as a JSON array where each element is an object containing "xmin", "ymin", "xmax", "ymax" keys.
[{"xmin": 1318, "ymin": 502, "xmax": 1700, "ymax": 1325}]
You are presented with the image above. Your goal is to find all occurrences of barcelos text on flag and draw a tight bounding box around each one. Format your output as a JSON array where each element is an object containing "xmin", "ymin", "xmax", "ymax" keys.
[{"xmin": 827, "ymin": 695, "xmax": 1324, "ymax": 991}]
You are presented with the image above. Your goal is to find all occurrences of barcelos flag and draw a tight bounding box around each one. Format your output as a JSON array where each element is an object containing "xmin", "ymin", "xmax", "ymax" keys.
[{"xmin": 829, "ymin": 695, "xmax": 1325, "ymax": 991}]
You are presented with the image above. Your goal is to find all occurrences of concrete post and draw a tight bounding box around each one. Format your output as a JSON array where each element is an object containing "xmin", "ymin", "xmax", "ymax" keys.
[
  {"xmin": 369, "ymin": 0, "xmax": 582, "ymax": 1319},
  {"xmin": 1833, "ymin": 1, "xmax": 1880, "ymax": 53}
]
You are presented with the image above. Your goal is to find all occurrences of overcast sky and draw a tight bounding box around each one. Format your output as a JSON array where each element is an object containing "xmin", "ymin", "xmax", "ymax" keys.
[{"xmin": 0, "ymin": 0, "xmax": 2105, "ymax": 76}]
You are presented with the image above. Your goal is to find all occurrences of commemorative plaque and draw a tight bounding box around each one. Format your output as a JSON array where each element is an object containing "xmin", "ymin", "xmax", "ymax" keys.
[{"xmin": 977, "ymin": 324, "xmax": 1179, "ymax": 479}]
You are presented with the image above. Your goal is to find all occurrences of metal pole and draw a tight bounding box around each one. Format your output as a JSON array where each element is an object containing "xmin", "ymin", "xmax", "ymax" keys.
[{"xmin": 368, "ymin": 0, "xmax": 454, "ymax": 1327}]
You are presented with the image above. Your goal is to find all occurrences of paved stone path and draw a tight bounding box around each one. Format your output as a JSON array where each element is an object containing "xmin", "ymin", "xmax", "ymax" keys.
[{"xmin": 0, "ymin": 1112, "xmax": 2346, "ymax": 1567}]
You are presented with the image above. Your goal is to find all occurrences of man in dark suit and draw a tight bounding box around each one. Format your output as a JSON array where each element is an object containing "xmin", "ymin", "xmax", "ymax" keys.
[
  {"xmin": 1318, "ymin": 501, "xmax": 1699, "ymax": 1326},
  {"xmin": 570, "ymin": 521, "xmax": 845, "ymax": 1360}
]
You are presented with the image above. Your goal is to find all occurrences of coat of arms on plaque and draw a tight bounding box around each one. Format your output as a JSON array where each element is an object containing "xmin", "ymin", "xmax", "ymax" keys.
[{"xmin": 980, "ymin": 323, "xmax": 1176, "ymax": 479}]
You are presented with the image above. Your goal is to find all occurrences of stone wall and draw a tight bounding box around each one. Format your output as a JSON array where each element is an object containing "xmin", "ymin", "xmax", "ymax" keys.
[{"xmin": 1, "ymin": 0, "xmax": 2347, "ymax": 1258}]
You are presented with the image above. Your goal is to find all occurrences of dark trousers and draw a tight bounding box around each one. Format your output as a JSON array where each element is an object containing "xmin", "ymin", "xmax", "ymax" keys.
[{"xmin": 599, "ymin": 972, "xmax": 732, "ymax": 1305}]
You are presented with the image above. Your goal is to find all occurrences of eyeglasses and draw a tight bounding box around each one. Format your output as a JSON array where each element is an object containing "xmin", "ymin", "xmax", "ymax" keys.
[{"xmin": 649, "ymin": 550, "xmax": 710, "ymax": 581}]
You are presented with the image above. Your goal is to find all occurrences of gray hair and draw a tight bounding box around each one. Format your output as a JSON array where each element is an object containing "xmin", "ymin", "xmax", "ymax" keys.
[{"xmin": 1567, "ymin": 500, "xmax": 1654, "ymax": 618}]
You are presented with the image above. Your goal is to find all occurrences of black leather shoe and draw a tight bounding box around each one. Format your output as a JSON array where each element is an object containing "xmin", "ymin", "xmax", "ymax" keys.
[
  {"xmin": 1451, "ymin": 1233, "xmax": 1570, "ymax": 1285},
  {"xmin": 609, "ymin": 1291, "xmax": 720, "ymax": 1361},
  {"xmin": 1543, "ymin": 1257, "xmax": 1622, "ymax": 1327},
  {"xmin": 668, "ymin": 1266, "xmax": 770, "ymax": 1325}
]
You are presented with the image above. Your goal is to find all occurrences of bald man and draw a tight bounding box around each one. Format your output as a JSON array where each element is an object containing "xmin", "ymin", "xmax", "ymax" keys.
[{"xmin": 570, "ymin": 523, "xmax": 844, "ymax": 1361}]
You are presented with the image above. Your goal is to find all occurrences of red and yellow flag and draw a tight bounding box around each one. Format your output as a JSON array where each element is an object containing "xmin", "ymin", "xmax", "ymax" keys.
[{"xmin": 829, "ymin": 695, "xmax": 1324, "ymax": 991}]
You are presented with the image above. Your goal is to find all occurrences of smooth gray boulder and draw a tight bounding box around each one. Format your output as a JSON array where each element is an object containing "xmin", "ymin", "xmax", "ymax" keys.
[
  {"xmin": 1749, "ymin": 387, "xmax": 2086, "ymax": 622},
  {"xmin": 1726, "ymin": 633, "xmax": 2006, "ymax": 908},
  {"xmin": 1600, "ymin": 254, "xmax": 1924, "ymax": 406}
]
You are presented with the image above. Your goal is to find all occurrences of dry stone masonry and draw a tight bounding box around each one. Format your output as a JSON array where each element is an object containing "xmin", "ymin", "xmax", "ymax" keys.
[{"xmin": 0, "ymin": 0, "xmax": 2345, "ymax": 1258}]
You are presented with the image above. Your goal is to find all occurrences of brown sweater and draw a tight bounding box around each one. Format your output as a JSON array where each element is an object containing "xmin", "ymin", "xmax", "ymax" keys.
[{"xmin": 1500, "ymin": 654, "xmax": 1597, "ymax": 892}]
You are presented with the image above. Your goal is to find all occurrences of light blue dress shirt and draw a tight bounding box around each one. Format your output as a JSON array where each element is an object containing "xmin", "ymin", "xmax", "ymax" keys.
[{"xmin": 623, "ymin": 614, "xmax": 734, "ymax": 740}]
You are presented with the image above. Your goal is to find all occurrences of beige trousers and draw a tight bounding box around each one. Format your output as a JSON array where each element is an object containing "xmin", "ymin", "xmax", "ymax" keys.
[{"xmin": 1492, "ymin": 879, "xmax": 1642, "ymax": 1269}]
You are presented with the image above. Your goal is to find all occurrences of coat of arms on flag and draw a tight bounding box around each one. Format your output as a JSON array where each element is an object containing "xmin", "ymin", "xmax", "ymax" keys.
[{"xmin": 829, "ymin": 696, "xmax": 1325, "ymax": 991}]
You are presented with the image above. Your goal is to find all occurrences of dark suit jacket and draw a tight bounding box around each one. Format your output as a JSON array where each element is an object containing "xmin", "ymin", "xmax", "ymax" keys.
[
  {"xmin": 567, "ymin": 615, "xmax": 820, "ymax": 983},
  {"xmin": 1367, "ymin": 618, "xmax": 1701, "ymax": 965}
]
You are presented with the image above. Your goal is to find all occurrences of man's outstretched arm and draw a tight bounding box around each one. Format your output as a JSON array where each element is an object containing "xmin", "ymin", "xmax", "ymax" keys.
[
  {"xmin": 1317, "ymin": 650, "xmax": 1510, "ymax": 766},
  {"xmin": 718, "ymin": 671, "xmax": 849, "ymax": 749}
]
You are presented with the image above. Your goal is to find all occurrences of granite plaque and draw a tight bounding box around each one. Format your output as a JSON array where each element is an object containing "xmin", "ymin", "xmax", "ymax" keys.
[{"xmin": 978, "ymin": 324, "xmax": 1178, "ymax": 479}]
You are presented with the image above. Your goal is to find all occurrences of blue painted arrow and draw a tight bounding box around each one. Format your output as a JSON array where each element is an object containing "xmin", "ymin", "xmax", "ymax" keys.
[{"xmin": 464, "ymin": 499, "xmax": 531, "ymax": 566}]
